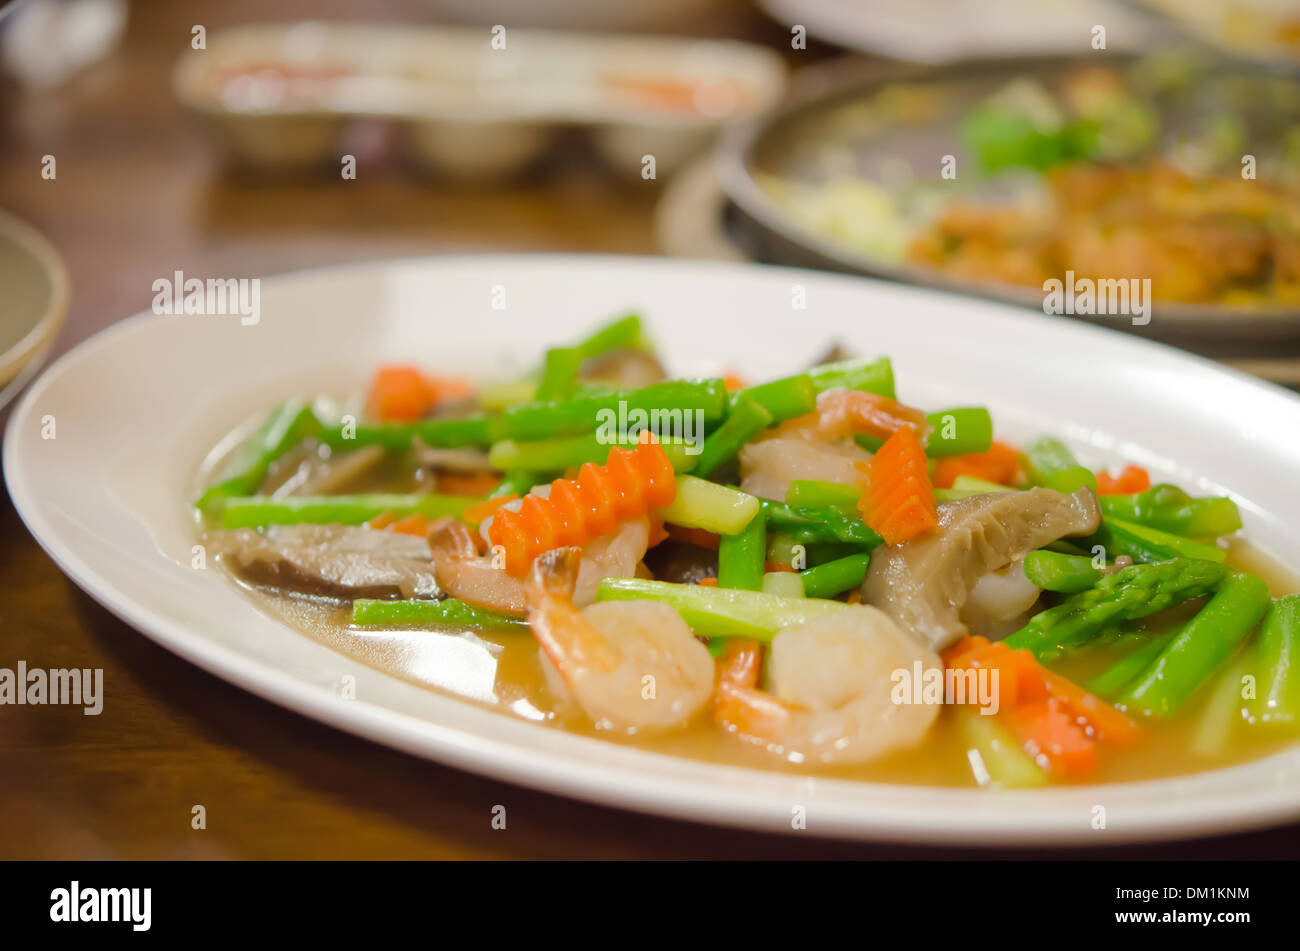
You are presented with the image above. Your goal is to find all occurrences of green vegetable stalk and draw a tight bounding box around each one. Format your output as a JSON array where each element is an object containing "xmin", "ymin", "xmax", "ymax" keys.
[
  {"xmin": 693, "ymin": 397, "xmax": 773, "ymax": 478},
  {"xmin": 1118, "ymin": 573, "xmax": 1271, "ymax": 717},
  {"xmin": 216, "ymin": 493, "xmax": 476, "ymax": 529},
  {"xmin": 1022, "ymin": 550, "xmax": 1103, "ymax": 593},
  {"xmin": 806, "ymin": 355, "xmax": 895, "ymax": 399},
  {"xmin": 196, "ymin": 399, "xmax": 320, "ymax": 510},
  {"xmin": 717, "ymin": 510, "xmax": 767, "ymax": 592},
  {"xmin": 352, "ymin": 598, "xmax": 528, "ymax": 632},
  {"xmin": 800, "ymin": 552, "xmax": 872, "ymax": 599},
  {"xmin": 1097, "ymin": 484, "xmax": 1241, "ymax": 538},
  {"xmin": 1244, "ymin": 595, "xmax": 1300, "ymax": 727},
  {"xmin": 1022, "ymin": 436, "xmax": 1097, "ymax": 494},
  {"xmin": 1003, "ymin": 558, "xmax": 1231, "ymax": 659},
  {"xmin": 595, "ymin": 578, "xmax": 850, "ymax": 639},
  {"xmin": 1085, "ymin": 629, "xmax": 1179, "ymax": 700},
  {"xmin": 924, "ymin": 408, "xmax": 993, "ymax": 457}
]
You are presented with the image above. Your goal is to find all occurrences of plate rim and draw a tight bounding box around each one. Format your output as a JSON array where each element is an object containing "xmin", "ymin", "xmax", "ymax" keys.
[
  {"xmin": 8, "ymin": 251, "xmax": 1300, "ymax": 847},
  {"xmin": 0, "ymin": 209, "xmax": 69, "ymax": 392}
]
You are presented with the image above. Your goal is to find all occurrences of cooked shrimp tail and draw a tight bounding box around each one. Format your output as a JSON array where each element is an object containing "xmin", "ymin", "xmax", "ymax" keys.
[
  {"xmin": 526, "ymin": 547, "xmax": 620, "ymax": 680},
  {"xmin": 714, "ymin": 639, "xmax": 792, "ymax": 742}
]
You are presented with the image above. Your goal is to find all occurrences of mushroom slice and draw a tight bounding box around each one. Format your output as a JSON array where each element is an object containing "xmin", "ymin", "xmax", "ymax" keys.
[
  {"xmin": 206, "ymin": 524, "xmax": 441, "ymax": 600},
  {"xmin": 862, "ymin": 487, "xmax": 1101, "ymax": 650}
]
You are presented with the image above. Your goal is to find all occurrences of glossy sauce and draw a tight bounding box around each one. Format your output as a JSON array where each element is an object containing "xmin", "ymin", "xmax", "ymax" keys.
[{"xmin": 240, "ymin": 538, "xmax": 1300, "ymax": 788}]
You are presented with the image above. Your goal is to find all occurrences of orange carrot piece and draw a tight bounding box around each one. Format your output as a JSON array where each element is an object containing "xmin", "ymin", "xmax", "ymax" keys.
[
  {"xmin": 487, "ymin": 439, "xmax": 676, "ymax": 576},
  {"xmin": 946, "ymin": 636, "xmax": 1138, "ymax": 746},
  {"xmin": 462, "ymin": 494, "xmax": 517, "ymax": 524},
  {"xmin": 722, "ymin": 373, "xmax": 748, "ymax": 392},
  {"xmin": 666, "ymin": 525, "xmax": 721, "ymax": 550},
  {"xmin": 1040, "ymin": 669, "xmax": 1140, "ymax": 744},
  {"xmin": 367, "ymin": 365, "xmax": 436, "ymax": 421},
  {"xmin": 366, "ymin": 365, "xmax": 473, "ymax": 421},
  {"xmin": 856, "ymin": 427, "xmax": 937, "ymax": 545},
  {"xmin": 366, "ymin": 510, "xmax": 398, "ymax": 530},
  {"xmin": 697, "ymin": 577, "xmax": 719, "ymax": 587},
  {"xmin": 764, "ymin": 560, "xmax": 797, "ymax": 573},
  {"xmin": 387, "ymin": 513, "xmax": 431, "ymax": 536},
  {"xmin": 1095, "ymin": 464, "xmax": 1151, "ymax": 495},
  {"xmin": 932, "ymin": 441, "xmax": 1022, "ymax": 489},
  {"xmin": 1003, "ymin": 698, "xmax": 1097, "ymax": 778}
]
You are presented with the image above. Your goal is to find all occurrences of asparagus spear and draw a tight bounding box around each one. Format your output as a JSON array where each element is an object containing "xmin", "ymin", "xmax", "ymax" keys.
[
  {"xmin": 1097, "ymin": 484, "xmax": 1241, "ymax": 538},
  {"xmin": 717, "ymin": 510, "xmax": 767, "ymax": 591},
  {"xmin": 217, "ymin": 493, "xmax": 476, "ymax": 529},
  {"xmin": 760, "ymin": 501, "xmax": 882, "ymax": 548},
  {"xmin": 800, "ymin": 552, "xmax": 872, "ymax": 599},
  {"xmin": 1089, "ymin": 515, "xmax": 1226, "ymax": 564},
  {"xmin": 352, "ymin": 598, "xmax": 527, "ymax": 632},
  {"xmin": 727, "ymin": 374, "xmax": 816, "ymax": 424},
  {"xmin": 1244, "ymin": 595, "xmax": 1300, "ymax": 727},
  {"xmin": 1118, "ymin": 573, "xmax": 1271, "ymax": 717},
  {"xmin": 530, "ymin": 313, "xmax": 649, "ymax": 402},
  {"xmin": 658, "ymin": 476, "xmax": 760, "ymax": 535},
  {"xmin": 1002, "ymin": 558, "xmax": 1231, "ymax": 659},
  {"xmin": 320, "ymin": 415, "xmax": 498, "ymax": 451},
  {"xmin": 806, "ymin": 355, "xmax": 895, "ymax": 399},
  {"xmin": 693, "ymin": 397, "xmax": 773, "ymax": 478},
  {"xmin": 1022, "ymin": 436, "xmax": 1097, "ymax": 494},
  {"xmin": 488, "ymin": 433, "xmax": 699, "ymax": 473},
  {"xmin": 1085, "ymin": 628, "xmax": 1180, "ymax": 699},
  {"xmin": 925, "ymin": 407, "xmax": 993, "ymax": 457},
  {"xmin": 786, "ymin": 480, "xmax": 860, "ymax": 509},
  {"xmin": 595, "ymin": 577, "xmax": 850, "ymax": 639},
  {"xmin": 195, "ymin": 399, "xmax": 320, "ymax": 510},
  {"xmin": 1022, "ymin": 550, "xmax": 1104, "ymax": 593}
]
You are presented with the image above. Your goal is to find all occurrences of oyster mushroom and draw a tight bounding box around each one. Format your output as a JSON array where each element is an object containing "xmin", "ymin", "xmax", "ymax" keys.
[{"xmin": 863, "ymin": 487, "xmax": 1101, "ymax": 650}]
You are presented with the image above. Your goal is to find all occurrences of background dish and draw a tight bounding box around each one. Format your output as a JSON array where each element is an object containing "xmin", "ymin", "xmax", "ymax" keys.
[
  {"xmin": 717, "ymin": 54, "xmax": 1300, "ymax": 350},
  {"xmin": 7, "ymin": 254, "xmax": 1300, "ymax": 844},
  {"xmin": 0, "ymin": 210, "xmax": 68, "ymax": 410}
]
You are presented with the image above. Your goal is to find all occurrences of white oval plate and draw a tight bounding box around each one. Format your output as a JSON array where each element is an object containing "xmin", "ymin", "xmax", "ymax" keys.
[{"xmin": 7, "ymin": 255, "xmax": 1300, "ymax": 845}]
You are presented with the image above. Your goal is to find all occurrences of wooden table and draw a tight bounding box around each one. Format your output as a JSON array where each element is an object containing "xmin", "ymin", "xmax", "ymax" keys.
[{"xmin": 2, "ymin": 0, "xmax": 1297, "ymax": 860}]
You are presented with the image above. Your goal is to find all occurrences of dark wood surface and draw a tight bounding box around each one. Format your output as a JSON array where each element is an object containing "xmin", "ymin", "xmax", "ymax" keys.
[{"xmin": 1, "ymin": 0, "xmax": 1297, "ymax": 859}]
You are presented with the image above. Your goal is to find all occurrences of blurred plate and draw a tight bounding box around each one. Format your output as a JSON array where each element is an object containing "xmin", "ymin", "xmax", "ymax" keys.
[
  {"xmin": 717, "ymin": 54, "xmax": 1300, "ymax": 347},
  {"xmin": 1125, "ymin": 0, "xmax": 1300, "ymax": 70},
  {"xmin": 0, "ymin": 211, "xmax": 68, "ymax": 411},
  {"xmin": 758, "ymin": 0, "xmax": 1161, "ymax": 63},
  {"xmin": 7, "ymin": 254, "xmax": 1300, "ymax": 843},
  {"xmin": 174, "ymin": 22, "xmax": 785, "ymax": 178}
]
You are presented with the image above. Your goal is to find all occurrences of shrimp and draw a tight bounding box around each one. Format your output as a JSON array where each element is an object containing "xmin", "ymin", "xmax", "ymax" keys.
[
  {"xmin": 526, "ymin": 548, "xmax": 714, "ymax": 733},
  {"xmin": 773, "ymin": 388, "xmax": 928, "ymax": 444},
  {"xmin": 714, "ymin": 606, "xmax": 941, "ymax": 765},
  {"xmin": 428, "ymin": 517, "xmax": 650, "ymax": 614},
  {"xmin": 738, "ymin": 389, "xmax": 926, "ymax": 501},
  {"xmin": 739, "ymin": 436, "xmax": 871, "ymax": 502}
]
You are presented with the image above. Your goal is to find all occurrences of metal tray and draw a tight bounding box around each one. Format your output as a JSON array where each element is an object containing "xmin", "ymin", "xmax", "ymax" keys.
[{"xmin": 717, "ymin": 54, "xmax": 1300, "ymax": 348}]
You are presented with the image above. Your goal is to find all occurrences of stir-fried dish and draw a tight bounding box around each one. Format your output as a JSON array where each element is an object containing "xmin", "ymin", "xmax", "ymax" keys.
[
  {"xmin": 760, "ymin": 53, "xmax": 1300, "ymax": 310},
  {"xmin": 192, "ymin": 314, "xmax": 1300, "ymax": 788}
]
